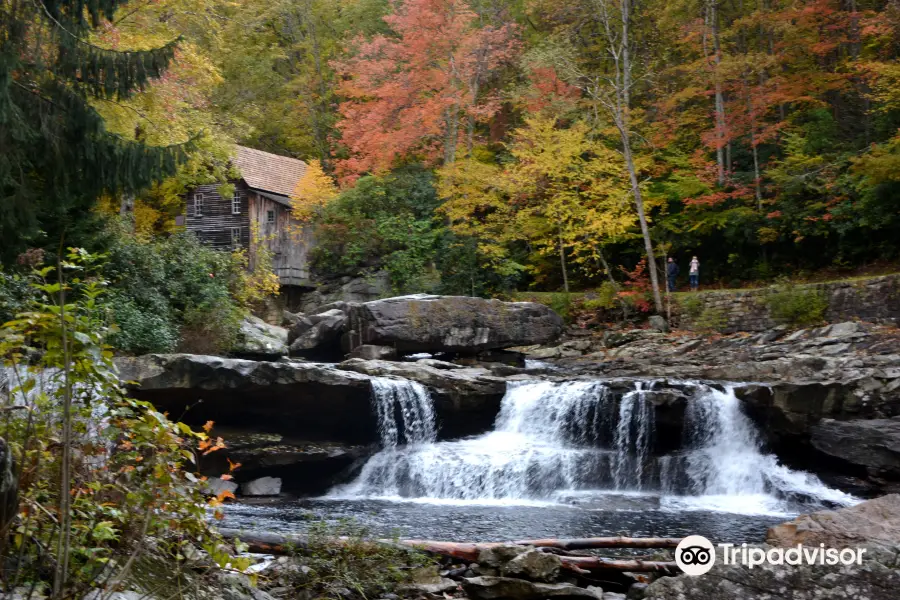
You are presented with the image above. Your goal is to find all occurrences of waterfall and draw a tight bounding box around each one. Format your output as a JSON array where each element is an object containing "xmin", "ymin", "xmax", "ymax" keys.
[
  {"xmin": 332, "ymin": 378, "xmax": 856, "ymax": 513},
  {"xmin": 369, "ymin": 377, "xmax": 436, "ymax": 447}
]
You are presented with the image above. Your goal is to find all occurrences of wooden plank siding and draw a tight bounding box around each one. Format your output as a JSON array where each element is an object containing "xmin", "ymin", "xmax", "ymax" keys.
[
  {"xmin": 185, "ymin": 181, "xmax": 251, "ymax": 250},
  {"xmin": 248, "ymin": 192, "xmax": 314, "ymax": 287}
]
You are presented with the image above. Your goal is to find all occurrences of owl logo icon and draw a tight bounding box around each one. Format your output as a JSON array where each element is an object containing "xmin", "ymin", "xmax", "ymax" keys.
[{"xmin": 675, "ymin": 535, "xmax": 716, "ymax": 576}]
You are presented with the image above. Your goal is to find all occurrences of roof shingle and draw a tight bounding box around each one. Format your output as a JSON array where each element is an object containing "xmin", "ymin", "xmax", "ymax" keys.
[{"xmin": 234, "ymin": 146, "xmax": 308, "ymax": 198}]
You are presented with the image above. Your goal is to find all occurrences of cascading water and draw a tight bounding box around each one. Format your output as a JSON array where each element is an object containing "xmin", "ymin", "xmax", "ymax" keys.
[
  {"xmin": 369, "ymin": 377, "xmax": 436, "ymax": 447},
  {"xmin": 331, "ymin": 378, "xmax": 856, "ymax": 514}
]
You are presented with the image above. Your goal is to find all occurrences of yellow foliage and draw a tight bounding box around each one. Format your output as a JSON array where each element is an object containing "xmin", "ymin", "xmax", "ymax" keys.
[
  {"xmin": 291, "ymin": 159, "xmax": 339, "ymax": 222},
  {"xmin": 230, "ymin": 224, "xmax": 281, "ymax": 309},
  {"xmin": 133, "ymin": 201, "xmax": 163, "ymax": 240},
  {"xmin": 439, "ymin": 116, "xmax": 636, "ymax": 279}
]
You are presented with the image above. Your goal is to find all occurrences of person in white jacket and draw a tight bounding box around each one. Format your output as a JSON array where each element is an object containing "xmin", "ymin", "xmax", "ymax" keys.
[{"xmin": 689, "ymin": 256, "xmax": 700, "ymax": 291}]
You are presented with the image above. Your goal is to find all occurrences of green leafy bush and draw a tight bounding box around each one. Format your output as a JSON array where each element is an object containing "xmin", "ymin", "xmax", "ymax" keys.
[
  {"xmin": 583, "ymin": 281, "xmax": 619, "ymax": 312},
  {"xmin": 274, "ymin": 518, "xmax": 435, "ymax": 599},
  {"xmin": 0, "ymin": 268, "xmax": 35, "ymax": 324},
  {"xmin": 311, "ymin": 166, "xmax": 442, "ymax": 293},
  {"xmin": 0, "ymin": 249, "xmax": 247, "ymax": 597},
  {"xmin": 693, "ymin": 307, "xmax": 728, "ymax": 332},
  {"xmin": 104, "ymin": 222, "xmax": 248, "ymax": 354},
  {"xmin": 764, "ymin": 281, "xmax": 829, "ymax": 327},
  {"xmin": 678, "ymin": 294, "xmax": 705, "ymax": 320}
]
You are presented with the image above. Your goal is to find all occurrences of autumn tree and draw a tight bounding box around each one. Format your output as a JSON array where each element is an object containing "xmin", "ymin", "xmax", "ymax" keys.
[
  {"xmin": 0, "ymin": 0, "xmax": 189, "ymax": 261},
  {"xmin": 335, "ymin": 0, "xmax": 519, "ymax": 179},
  {"xmin": 292, "ymin": 160, "xmax": 340, "ymax": 221},
  {"xmin": 534, "ymin": 0, "xmax": 664, "ymax": 310},
  {"xmin": 439, "ymin": 116, "xmax": 634, "ymax": 291}
]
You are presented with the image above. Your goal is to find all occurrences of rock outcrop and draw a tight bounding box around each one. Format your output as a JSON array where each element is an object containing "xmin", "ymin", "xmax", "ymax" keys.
[
  {"xmin": 343, "ymin": 295, "xmax": 564, "ymax": 354},
  {"xmin": 809, "ymin": 418, "xmax": 900, "ymax": 482},
  {"xmin": 116, "ymin": 354, "xmax": 376, "ymax": 443},
  {"xmin": 645, "ymin": 494, "xmax": 900, "ymax": 600},
  {"xmin": 116, "ymin": 353, "xmax": 512, "ymax": 476},
  {"xmin": 766, "ymin": 493, "xmax": 900, "ymax": 548},
  {"xmin": 337, "ymin": 358, "xmax": 511, "ymax": 439},
  {"xmin": 287, "ymin": 309, "xmax": 348, "ymax": 359}
]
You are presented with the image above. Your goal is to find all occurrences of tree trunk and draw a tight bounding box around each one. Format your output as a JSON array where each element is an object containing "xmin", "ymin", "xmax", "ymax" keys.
[
  {"xmin": 558, "ymin": 227, "xmax": 570, "ymax": 294},
  {"xmin": 444, "ymin": 108, "xmax": 459, "ymax": 165},
  {"xmin": 599, "ymin": 0, "xmax": 663, "ymax": 314},
  {"xmin": 622, "ymin": 133, "xmax": 663, "ymax": 313},
  {"xmin": 710, "ymin": 0, "xmax": 727, "ymax": 186}
]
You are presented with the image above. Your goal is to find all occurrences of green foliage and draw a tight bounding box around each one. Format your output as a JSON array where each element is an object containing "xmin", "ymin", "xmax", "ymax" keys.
[
  {"xmin": 0, "ymin": 249, "xmax": 243, "ymax": 596},
  {"xmin": 0, "ymin": 0, "xmax": 189, "ymax": 262},
  {"xmin": 678, "ymin": 294, "xmax": 705, "ymax": 320},
  {"xmin": 764, "ymin": 281, "xmax": 829, "ymax": 328},
  {"xmin": 310, "ymin": 166, "xmax": 443, "ymax": 293},
  {"xmin": 276, "ymin": 518, "xmax": 436, "ymax": 599},
  {"xmin": 103, "ymin": 222, "xmax": 248, "ymax": 354},
  {"xmin": 0, "ymin": 269, "xmax": 36, "ymax": 325},
  {"xmin": 583, "ymin": 281, "xmax": 620, "ymax": 311},
  {"xmin": 692, "ymin": 307, "xmax": 728, "ymax": 333}
]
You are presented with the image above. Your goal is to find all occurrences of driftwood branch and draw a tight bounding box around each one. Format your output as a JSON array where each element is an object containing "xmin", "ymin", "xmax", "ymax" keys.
[{"xmin": 217, "ymin": 529, "xmax": 680, "ymax": 573}]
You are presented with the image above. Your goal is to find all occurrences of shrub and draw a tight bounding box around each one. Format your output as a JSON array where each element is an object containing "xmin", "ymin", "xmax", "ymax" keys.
[
  {"xmin": 764, "ymin": 281, "xmax": 828, "ymax": 327},
  {"xmin": 678, "ymin": 294, "xmax": 704, "ymax": 320},
  {"xmin": 0, "ymin": 268, "xmax": 35, "ymax": 324},
  {"xmin": 0, "ymin": 249, "xmax": 246, "ymax": 597},
  {"xmin": 583, "ymin": 281, "xmax": 619, "ymax": 312},
  {"xmin": 276, "ymin": 518, "xmax": 435, "ymax": 599},
  {"xmin": 104, "ymin": 222, "xmax": 261, "ymax": 354},
  {"xmin": 693, "ymin": 307, "xmax": 728, "ymax": 332}
]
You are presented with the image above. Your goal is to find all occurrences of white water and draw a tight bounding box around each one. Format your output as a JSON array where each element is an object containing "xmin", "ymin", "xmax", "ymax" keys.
[
  {"xmin": 331, "ymin": 379, "xmax": 857, "ymax": 515},
  {"xmin": 369, "ymin": 377, "xmax": 436, "ymax": 447}
]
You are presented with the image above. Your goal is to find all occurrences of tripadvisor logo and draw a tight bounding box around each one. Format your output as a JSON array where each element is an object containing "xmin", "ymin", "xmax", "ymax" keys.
[
  {"xmin": 674, "ymin": 535, "xmax": 868, "ymax": 577},
  {"xmin": 675, "ymin": 535, "xmax": 716, "ymax": 576}
]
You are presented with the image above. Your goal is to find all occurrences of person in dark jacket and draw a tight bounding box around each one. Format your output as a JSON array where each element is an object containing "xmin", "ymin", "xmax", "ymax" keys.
[{"xmin": 666, "ymin": 257, "xmax": 679, "ymax": 292}]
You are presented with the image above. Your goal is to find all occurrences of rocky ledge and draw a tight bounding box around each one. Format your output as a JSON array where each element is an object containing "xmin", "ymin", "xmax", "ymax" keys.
[{"xmin": 115, "ymin": 353, "xmax": 512, "ymax": 492}]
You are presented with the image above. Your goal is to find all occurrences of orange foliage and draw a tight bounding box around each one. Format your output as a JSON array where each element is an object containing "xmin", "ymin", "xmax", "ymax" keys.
[{"xmin": 334, "ymin": 0, "xmax": 519, "ymax": 179}]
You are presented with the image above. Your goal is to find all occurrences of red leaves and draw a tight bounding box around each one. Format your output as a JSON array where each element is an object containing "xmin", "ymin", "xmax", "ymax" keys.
[{"xmin": 334, "ymin": 0, "xmax": 519, "ymax": 179}]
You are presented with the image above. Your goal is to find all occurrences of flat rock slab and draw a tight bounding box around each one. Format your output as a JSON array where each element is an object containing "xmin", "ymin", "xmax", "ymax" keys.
[{"xmin": 462, "ymin": 577, "xmax": 604, "ymax": 600}]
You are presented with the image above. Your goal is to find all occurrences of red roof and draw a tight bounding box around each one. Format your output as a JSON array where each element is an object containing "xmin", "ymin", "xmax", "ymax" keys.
[{"xmin": 234, "ymin": 146, "xmax": 308, "ymax": 198}]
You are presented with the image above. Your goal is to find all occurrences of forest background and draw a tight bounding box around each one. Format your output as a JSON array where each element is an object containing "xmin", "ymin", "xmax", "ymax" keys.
[{"xmin": 5, "ymin": 0, "xmax": 900, "ymax": 325}]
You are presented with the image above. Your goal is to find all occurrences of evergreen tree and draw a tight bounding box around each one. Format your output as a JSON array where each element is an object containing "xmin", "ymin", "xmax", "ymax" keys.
[{"xmin": 0, "ymin": 0, "xmax": 189, "ymax": 260}]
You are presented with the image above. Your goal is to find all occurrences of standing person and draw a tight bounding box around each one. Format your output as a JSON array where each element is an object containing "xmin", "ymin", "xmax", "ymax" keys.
[
  {"xmin": 666, "ymin": 257, "xmax": 679, "ymax": 292},
  {"xmin": 689, "ymin": 256, "xmax": 700, "ymax": 291}
]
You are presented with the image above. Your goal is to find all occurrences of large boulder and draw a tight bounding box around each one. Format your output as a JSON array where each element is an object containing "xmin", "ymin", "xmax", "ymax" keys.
[
  {"xmin": 242, "ymin": 476, "xmax": 282, "ymax": 496},
  {"xmin": 810, "ymin": 418, "xmax": 900, "ymax": 477},
  {"xmin": 645, "ymin": 495, "xmax": 900, "ymax": 600},
  {"xmin": 233, "ymin": 316, "xmax": 288, "ymax": 359},
  {"xmin": 766, "ymin": 493, "xmax": 900, "ymax": 548},
  {"xmin": 343, "ymin": 295, "xmax": 564, "ymax": 354},
  {"xmin": 500, "ymin": 549, "xmax": 562, "ymax": 582},
  {"xmin": 288, "ymin": 309, "xmax": 348, "ymax": 358}
]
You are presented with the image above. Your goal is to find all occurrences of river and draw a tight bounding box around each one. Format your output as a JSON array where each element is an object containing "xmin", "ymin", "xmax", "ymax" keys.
[{"xmin": 224, "ymin": 377, "xmax": 857, "ymax": 542}]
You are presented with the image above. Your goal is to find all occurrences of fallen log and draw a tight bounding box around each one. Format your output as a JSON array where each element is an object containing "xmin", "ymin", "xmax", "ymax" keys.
[
  {"xmin": 218, "ymin": 529, "xmax": 680, "ymax": 573},
  {"xmin": 511, "ymin": 536, "xmax": 681, "ymax": 549}
]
